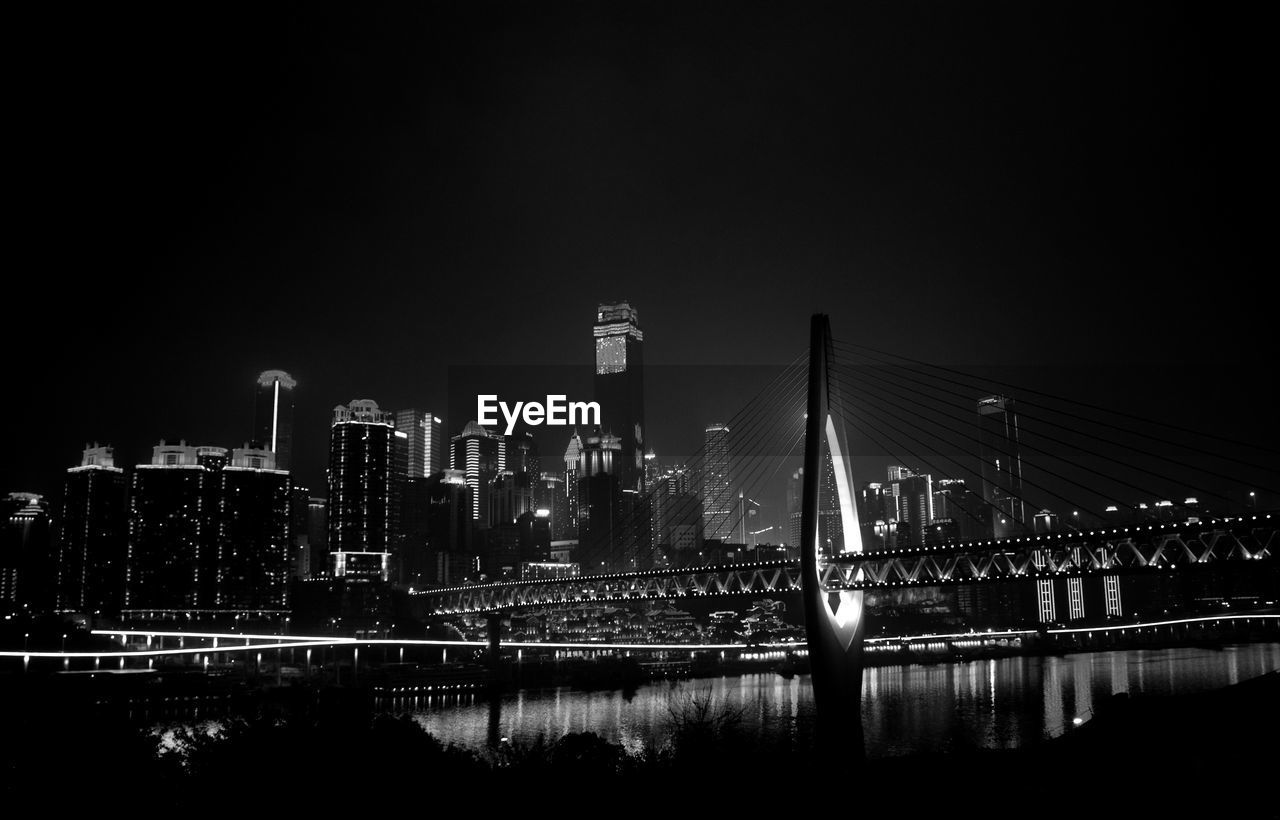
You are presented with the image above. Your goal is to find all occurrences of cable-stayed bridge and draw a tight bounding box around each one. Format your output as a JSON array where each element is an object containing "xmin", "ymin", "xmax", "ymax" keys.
[{"xmin": 410, "ymin": 315, "xmax": 1278, "ymax": 627}]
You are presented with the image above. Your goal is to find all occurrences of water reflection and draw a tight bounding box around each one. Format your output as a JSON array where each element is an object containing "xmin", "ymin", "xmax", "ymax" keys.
[{"xmin": 409, "ymin": 644, "xmax": 1280, "ymax": 758}]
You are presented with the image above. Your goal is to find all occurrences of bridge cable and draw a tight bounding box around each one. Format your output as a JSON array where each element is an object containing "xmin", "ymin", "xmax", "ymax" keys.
[
  {"xmin": 639, "ymin": 373, "xmax": 809, "ymax": 570},
  {"xmin": 830, "ymin": 339, "xmax": 1280, "ymax": 469},
  {"xmin": 829, "ymin": 364, "xmax": 1240, "ymax": 510},
  {"xmin": 829, "ymin": 345, "xmax": 1279, "ymax": 498},
  {"xmin": 829, "ymin": 373, "xmax": 1134, "ymax": 527},
  {"xmin": 602, "ymin": 358, "xmax": 810, "ymax": 570}
]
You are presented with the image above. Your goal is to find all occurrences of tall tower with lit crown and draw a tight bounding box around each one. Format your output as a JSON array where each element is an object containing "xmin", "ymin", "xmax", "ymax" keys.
[
  {"xmin": 254, "ymin": 370, "xmax": 296, "ymax": 471},
  {"xmin": 593, "ymin": 303, "xmax": 645, "ymax": 493}
]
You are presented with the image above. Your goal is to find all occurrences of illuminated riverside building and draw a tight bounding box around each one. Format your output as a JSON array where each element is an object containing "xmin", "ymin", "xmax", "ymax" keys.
[
  {"xmin": 593, "ymin": 303, "xmax": 645, "ymax": 493},
  {"xmin": 125, "ymin": 442, "xmax": 290, "ymax": 614},
  {"xmin": 253, "ymin": 370, "xmax": 296, "ymax": 472},
  {"xmin": 328, "ymin": 400, "xmax": 395, "ymax": 581},
  {"xmin": 58, "ymin": 444, "xmax": 128, "ymax": 614}
]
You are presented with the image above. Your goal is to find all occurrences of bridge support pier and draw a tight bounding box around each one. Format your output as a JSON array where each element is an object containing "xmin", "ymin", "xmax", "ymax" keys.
[{"xmin": 485, "ymin": 613, "xmax": 504, "ymax": 667}]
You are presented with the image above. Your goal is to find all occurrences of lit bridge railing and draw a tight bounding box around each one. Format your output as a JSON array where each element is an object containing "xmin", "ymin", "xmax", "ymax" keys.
[
  {"xmin": 411, "ymin": 515, "xmax": 1275, "ymax": 615},
  {"xmin": 822, "ymin": 514, "xmax": 1275, "ymax": 589}
]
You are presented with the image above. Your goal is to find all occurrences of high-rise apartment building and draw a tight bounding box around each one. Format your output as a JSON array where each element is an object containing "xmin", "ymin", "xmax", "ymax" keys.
[
  {"xmin": 59, "ymin": 444, "xmax": 128, "ymax": 614},
  {"xmin": 328, "ymin": 400, "xmax": 395, "ymax": 580}
]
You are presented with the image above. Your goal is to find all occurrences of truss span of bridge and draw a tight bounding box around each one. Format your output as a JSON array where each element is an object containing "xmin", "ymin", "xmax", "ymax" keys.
[{"xmin": 411, "ymin": 514, "xmax": 1274, "ymax": 615}]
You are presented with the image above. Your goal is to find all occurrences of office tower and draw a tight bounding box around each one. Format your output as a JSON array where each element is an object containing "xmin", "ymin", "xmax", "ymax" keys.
[
  {"xmin": 857, "ymin": 482, "xmax": 888, "ymax": 525},
  {"xmin": 254, "ymin": 370, "xmax": 296, "ymax": 471},
  {"xmin": 817, "ymin": 450, "xmax": 842, "ymax": 553},
  {"xmin": 126, "ymin": 442, "xmax": 216, "ymax": 611},
  {"xmin": 576, "ymin": 431, "xmax": 622, "ymax": 570},
  {"xmin": 786, "ymin": 468, "xmax": 804, "ymax": 547},
  {"xmin": 888, "ymin": 467, "xmax": 933, "ymax": 547},
  {"xmin": 506, "ymin": 431, "xmax": 540, "ymax": 477},
  {"xmin": 328, "ymin": 400, "xmax": 395, "ymax": 581},
  {"xmin": 932, "ymin": 478, "xmax": 988, "ymax": 541},
  {"xmin": 785, "ymin": 454, "xmax": 843, "ymax": 551},
  {"xmin": 593, "ymin": 303, "xmax": 645, "ymax": 492},
  {"xmin": 702, "ymin": 423, "xmax": 733, "ymax": 541},
  {"xmin": 2, "ymin": 492, "xmax": 53, "ymax": 612},
  {"xmin": 489, "ymin": 470, "xmax": 534, "ymax": 525},
  {"xmin": 217, "ymin": 447, "xmax": 290, "ymax": 610},
  {"xmin": 393, "ymin": 409, "xmax": 444, "ymax": 479},
  {"xmin": 59, "ymin": 444, "xmax": 128, "ymax": 614},
  {"xmin": 517, "ymin": 510, "xmax": 552, "ymax": 563},
  {"xmin": 1033, "ymin": 509, "xmax": 1059, "ymax": 534},
  {"xmin": 288, "ymin": 485, "xmax": 311, "ymax": 580},
  {"xmin": 390, "ymin": 425, "xmax": 410, "ymax": 584},
  {"xmin": 421, "ymin": 469, "xmax": 473, "ymax": 586},
  {"xmin": 657, "ymin": 467, "xmax": 703, "ymax": 559},
  {"xmin": 534, "ymin": 472, "xmax": 570, "ymax": 540},
  {"xmin": 450, "ymin": 421, "xmax": 505, "ymax": 526},
  {"xmin": 306, "ymin": 497, "xmax": 327, "ymax": 577},
  {"xmin": 977, "ymin": 395, "xmax": 1026, "ymax": 539},
  {"xmin": 856, "ymin": 482, "xmax": 889, "ymax": 549},
  {"xmin": 564, "ymin": 430, "xmax": 583, "ymax": 535}
]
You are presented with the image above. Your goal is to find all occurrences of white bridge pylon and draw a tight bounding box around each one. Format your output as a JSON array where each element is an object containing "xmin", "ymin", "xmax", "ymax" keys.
[{"xmin": 800, "ymin": 313, "xmax": 868, "ymax": 752}]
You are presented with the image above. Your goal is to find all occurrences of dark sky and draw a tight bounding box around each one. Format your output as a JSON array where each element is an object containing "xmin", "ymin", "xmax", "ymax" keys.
[{"xmin": 6, "ymin": 3, "xmax": 1275, "ymax": 517}]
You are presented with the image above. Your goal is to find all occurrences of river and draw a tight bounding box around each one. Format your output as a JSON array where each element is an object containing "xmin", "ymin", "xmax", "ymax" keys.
[{"xmin": 405, "ymin": 644, "xmax": 1280, "ymax": 757}]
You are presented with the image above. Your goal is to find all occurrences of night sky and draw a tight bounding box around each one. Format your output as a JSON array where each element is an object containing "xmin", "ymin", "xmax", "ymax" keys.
[{"xmin": 6, "ymin": 4, "xmax": 1274, "ymax": 517}]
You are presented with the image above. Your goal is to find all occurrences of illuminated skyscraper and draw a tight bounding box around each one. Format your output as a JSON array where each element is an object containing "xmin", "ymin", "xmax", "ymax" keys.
[
  {"xmin": 449, "ymin": 421, "xmax": 505, "ymax": 526},
  {"xmin": 59, "ymin": 444, "xmax": 128, "ymax": 614},
  {"xmin": 534, "ymin": 472, "xmax": 570, "ymax": 540},
  {"xmin": 328, "ymin": 400, "xmax": 395, "ymax": 580},
  {"xmin": 506, "ymin": 431, "xmax": 540, "ymax": 477},
  {"xmin": 887, "ymin": 467, "xmax": 933, "ymax": 547},
  {"xmin": 393, "ymin": 409, "xmax": 443, "ymax": 479},
  {"xmin": 977, "ymin": 395, "xmax": 1026, "ymax": 539},
  {"xmin": 576, "ymin": 431, "xmax": 623, "ymax": 570},
  {"xmin": 254, "ymin": 370, "xmax": 296, "ymax": 471},
  {"xmin": 593, "ymin": 303, "xmax": 645, "ymax": 492},
  {"xmin": 702, "ymin": 423, "xmax": 733, "ymax": 541},
  {"xmin": 564, "ymin": 430, "xmax": 583, "ymax": 534},
  {"xmin": 932, "ymin": 478, "xmax": 988, "ymax": 541}
]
